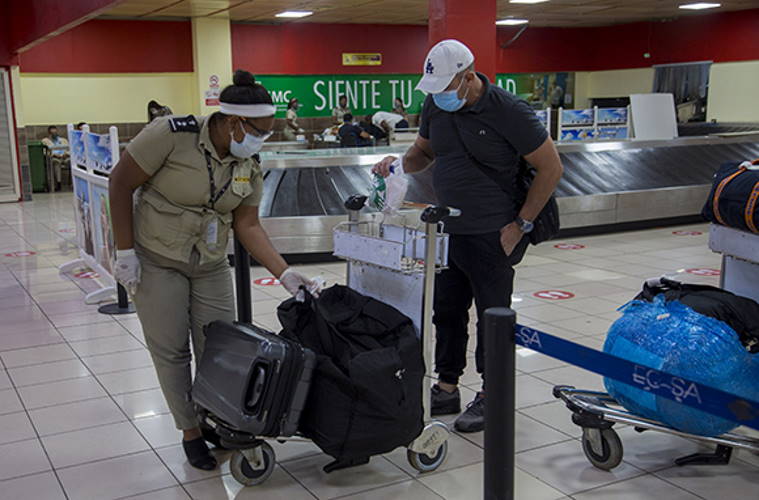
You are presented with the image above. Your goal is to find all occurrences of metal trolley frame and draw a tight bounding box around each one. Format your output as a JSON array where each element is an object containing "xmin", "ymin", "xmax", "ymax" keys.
[{"xmin": 201, "ymin": 196, "xmax": 456, "ymax": 486}]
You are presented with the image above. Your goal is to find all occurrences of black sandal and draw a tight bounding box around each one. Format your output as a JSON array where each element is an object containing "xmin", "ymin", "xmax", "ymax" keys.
[{"xmin": 183, "ymin": 437, "xmax": 218, "ymax": 470}]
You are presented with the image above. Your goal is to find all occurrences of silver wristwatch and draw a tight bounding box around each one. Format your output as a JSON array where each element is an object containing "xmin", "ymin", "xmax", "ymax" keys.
[{"xmin": 515, "ymin": 217, "xmax": 534, "ymax": 234}]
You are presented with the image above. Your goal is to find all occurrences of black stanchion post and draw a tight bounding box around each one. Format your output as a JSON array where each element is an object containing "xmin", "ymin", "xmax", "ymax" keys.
[
  {"xmin": 234, "ymin": 237, "xmax": 252, "ymax": 324},
  {"xmin": 484, "ymin": 307, "xmax": 517, "ymax": 500},
  {"xmin": 98, "ymin": 283, "xmax": 136, "ymax": 315}
]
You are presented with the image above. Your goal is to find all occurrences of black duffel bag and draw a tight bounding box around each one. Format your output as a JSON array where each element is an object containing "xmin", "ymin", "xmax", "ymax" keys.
[
  {"xmin": 635, "ymin": 277, "xmax": 759, "ymax": 352},
  {"xmin": 702, "ymin": 159, "xmax": 759, "ymax": 233},
  {"xmin": 277, "ymin": 285, "xmax": 424, "ymax": 471}
]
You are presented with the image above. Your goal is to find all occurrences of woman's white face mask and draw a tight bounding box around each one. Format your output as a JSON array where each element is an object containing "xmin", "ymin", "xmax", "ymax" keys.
[{"xmin": 229, "ymin": 120, "xmax": 271, "ymax": 158}]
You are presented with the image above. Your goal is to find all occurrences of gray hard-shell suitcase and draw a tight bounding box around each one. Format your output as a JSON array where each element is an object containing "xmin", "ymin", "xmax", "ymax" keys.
[{"xmin": 192, "ymin": 320, "xmax": 315, "ymax": 437}]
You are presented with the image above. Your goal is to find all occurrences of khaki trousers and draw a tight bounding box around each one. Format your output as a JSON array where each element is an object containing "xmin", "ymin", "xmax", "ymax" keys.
[{"xmin": 133, "ymin": 246, "xmax": 234, "ymax": 430}]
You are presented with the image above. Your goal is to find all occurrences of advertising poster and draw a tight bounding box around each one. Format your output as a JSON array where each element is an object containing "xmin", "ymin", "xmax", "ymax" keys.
[
  {"xmin": 256, "ymin": 74, "xmax": 427, "ymax": 118},
  {"xmin": 90, "ymin": 183, "xmax": 115, "ymax": 274},
  {"xmin": 85, "ymin": 133, "xmax": 114, "ymax": 173},
  {"xmin": 598, "ymin": 127, "xmax": 629, "ymax": 140},
  {"xmin": 70, "ymin": 130, "xmax": 86, "ymax": 167},
  {"xmin": 560, "ymin": 128, "xmax": 598, "ymax": 142},
  {"xmin": 561, "ymin": 109, "xmax": 595, "ymax": 126},
  {"xmin": 597, "ymin": 107, "xmax": 628, "ymax": 124},
  {"xmin": 255, "ymin": 72, "xmax": 575, "ymax": 118},
  {"xmin": 73, "ymin": 174, "xmax": 95, "ymax": 257}
]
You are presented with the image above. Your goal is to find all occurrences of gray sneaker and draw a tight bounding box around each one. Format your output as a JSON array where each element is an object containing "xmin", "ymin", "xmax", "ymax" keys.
[
  {"xmin": 454, "ymin": 392, "xmax": 485, "ymax": 433},
  {"xmin": 431, "ymin": 384, "xmax": 461, "ymax": 416}
]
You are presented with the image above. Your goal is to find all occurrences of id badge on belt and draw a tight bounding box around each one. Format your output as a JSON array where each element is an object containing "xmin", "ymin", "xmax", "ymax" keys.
[{"xmin": 206, "ymin": 218, "xmax": 219, "ymax": 249}]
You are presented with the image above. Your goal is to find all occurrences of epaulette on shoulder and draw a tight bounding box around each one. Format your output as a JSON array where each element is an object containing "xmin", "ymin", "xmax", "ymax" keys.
[{"xmin": 167, "ymin": 115, "xmax": 200, "ymax": 133}]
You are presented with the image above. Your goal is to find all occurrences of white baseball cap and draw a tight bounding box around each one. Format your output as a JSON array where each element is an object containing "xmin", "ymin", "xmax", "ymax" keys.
[{"xmin": 416, "ymin": 39, "xmax": 475, "ymax": 94}]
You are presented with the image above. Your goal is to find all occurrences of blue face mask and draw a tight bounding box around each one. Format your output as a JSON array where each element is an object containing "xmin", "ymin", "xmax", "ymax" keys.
[{"xmin": 433, "ymin": 76, "xmax": 471, "ymax": 112}]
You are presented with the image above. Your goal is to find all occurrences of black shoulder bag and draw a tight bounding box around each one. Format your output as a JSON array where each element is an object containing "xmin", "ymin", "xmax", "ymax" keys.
[{"xmin": 451, "ymin": 117, "xmax": 560, "ymax": 245}]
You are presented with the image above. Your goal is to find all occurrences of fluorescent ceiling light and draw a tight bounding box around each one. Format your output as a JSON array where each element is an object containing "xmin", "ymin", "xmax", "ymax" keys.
[
  {"xmin": 496, "ymin": 18, "xmax": 529, "ymax": 25},
  {"xmin": 275, "ymin": 10, "xmax": 313, "ymax": 18},
  {"xmin": 679, "ymin": 2, "xmax": 721, "ymax": 9},
  {"xmin": 510, "ymin": 0, "xmax": 549, "ymax": 4}
]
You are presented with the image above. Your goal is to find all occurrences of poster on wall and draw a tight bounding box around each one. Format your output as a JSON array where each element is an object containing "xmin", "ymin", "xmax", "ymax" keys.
[
  {"xmin": 73, "ymin": 174, "xmax": 95, "ymax": 257},
  {"xmin": 342, "ymin": 53, "xmax": 382, "ymax": 66},
  {"xmin": 70, "ymin": 130, "xmax": 86, "ymax": 167},
  {"xmin": 496, "ymin": 72, "xmax": 575, "ymax": 110},
  {"xmin": 85, "ymin": 133, "xmax": 114, "ymax": 173},
  {"xmin": 90, "ymin": 183, "xmax": 115, "ymax": 274}
]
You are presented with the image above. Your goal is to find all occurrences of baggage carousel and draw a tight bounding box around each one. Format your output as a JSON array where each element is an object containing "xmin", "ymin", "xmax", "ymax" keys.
[{"xmin": 257, "ymin": 134, "xmax": 759, "ymax": 254}]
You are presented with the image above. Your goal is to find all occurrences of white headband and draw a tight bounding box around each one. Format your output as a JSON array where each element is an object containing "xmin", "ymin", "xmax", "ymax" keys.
[{"xmin": 219, "ymin": 102, "xmax": 276, "ymax": 118}]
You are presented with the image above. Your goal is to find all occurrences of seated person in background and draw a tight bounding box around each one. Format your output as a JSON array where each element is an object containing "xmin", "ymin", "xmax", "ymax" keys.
[
  {"xmin": 392, "ymin": 97, "xmax": 408, "ymax": 119},
  {"xmin": 75, "ymin": 122, "xmax": 87, "ymax": 131},
  {"xmin": 361, "ymin": 114, "xmax": 387, "ymax": 141},
  {"xmin": 338, "ymin": 114, "xmax": 372, "ymax": 147},
  {"xmin": 283, "ymin": 98, "xmax": 304, "ymax": 141},
  {"xmin": 332, "ymin": 95, "xmax": 351, "ymax": 125},
  {"xmin": 41, "ymin": 125, "xmax": 69, "ymax": 191},
  {"xmin": 372, "ymin": 110, "xmax": 409, "ymax": 135}
]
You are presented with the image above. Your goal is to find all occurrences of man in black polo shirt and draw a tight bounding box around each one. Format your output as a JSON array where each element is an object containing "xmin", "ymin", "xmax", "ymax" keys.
[{"xmin": 373, "ymin": 39, "xmax": 563, "ymax": 433}]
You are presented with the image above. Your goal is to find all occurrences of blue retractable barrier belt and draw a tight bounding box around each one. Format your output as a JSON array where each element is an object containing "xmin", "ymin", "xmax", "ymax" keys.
[{"xmin": 514, "ymin": 324, "xmax": 759, "ymax": 431}]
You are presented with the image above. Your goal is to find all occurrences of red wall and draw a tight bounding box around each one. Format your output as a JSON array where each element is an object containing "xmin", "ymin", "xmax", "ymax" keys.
[
  {"xmin": 18, "ymin": 19, "xmax": 193, "ymax": 73},
  {"xmin": 0, "ymin": 2, "xmax": 11, "ymax": 66},
  {"xmin": 498, "ymin": 9, "xmax": 759, "ymax": 73},
  {"xmin": 231, "ymin": 23, "xmax": 428, "ymax": 75}
]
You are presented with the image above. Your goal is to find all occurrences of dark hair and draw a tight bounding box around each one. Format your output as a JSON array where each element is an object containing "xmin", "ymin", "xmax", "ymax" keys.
[
  {"xmin": 48, "ymin": 125, "xmax": 57, "ymax": 133},
  {"xmin": 288, "ymin": 98, "xmax": 298, "ymax": 109},
  {"xmin": 343, "ymin": 113, "xmax": 353, "ymax": 122},
  {"xmin": 219, "ymin": 69, "xmax": 273, "ymax": 106},
  {"xmin": 339, "ymin": 95, "xmax": 347, "ymax": 102},
  {"xmin": 76, "ymin": 122, "xmax": 87, "ymax": 128}
]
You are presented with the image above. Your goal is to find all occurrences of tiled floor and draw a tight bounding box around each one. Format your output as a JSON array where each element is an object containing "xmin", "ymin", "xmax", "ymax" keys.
[{"xmin": 1, "ymin": 193, "xmax": 756, "ymax": 500}]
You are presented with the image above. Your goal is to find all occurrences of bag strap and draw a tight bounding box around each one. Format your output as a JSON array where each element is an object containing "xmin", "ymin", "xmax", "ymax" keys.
[
  {"xmin": 713, "ymin": 165, "xmax": 748, "ymax": 225},
  {"xmin": 450, "ymin": 115, "xmax": 515, "ymax": 194},
  {"xmin": 745, "ymin": 181, "xmax": 759, "ymax": 234}
]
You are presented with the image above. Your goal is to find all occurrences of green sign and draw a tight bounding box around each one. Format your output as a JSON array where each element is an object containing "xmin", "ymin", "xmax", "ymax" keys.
[
  {"xmin": 256, "ymin": 72, "xmax": 575, "ymax": 118},
  {"xmin": 256, "ymin": 74, "xmax": 426, "ymax": 119}
]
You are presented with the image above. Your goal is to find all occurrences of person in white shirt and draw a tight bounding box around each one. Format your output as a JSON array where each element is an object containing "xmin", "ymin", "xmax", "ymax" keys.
[
  {"xmin": 371, "ymin": 111, "xmax": 409, "ymax": 134},
  {"xmin": 41, "ymin": 125, "xmax": 69, "ymax": 191}
]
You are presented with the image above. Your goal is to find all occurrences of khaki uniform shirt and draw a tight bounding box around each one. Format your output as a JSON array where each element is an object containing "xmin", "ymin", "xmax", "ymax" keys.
[
  {"xmin": 332, "ymin": 106, "xmax": 351, "ymax": 124},
  {"xmin": 126, "ymin": 114, "xmax": 263, "ymax": 265}
]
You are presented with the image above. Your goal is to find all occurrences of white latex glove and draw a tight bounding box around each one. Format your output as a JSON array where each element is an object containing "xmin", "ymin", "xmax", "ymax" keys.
[
  {"xmin": 390, "ymin": 157, "xmax": 404, "ymax": 175},
  {"xmin": 280, "ymin": 268, "xmax": 322, "ymax": 298},
  {"xmin": 115, "ymin": 249, "xmax": 141, "ymax": 296}
]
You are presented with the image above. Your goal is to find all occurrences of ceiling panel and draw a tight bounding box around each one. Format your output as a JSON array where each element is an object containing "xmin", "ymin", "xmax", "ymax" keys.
[{"xmin": 101, "ymin": 0, "xmax": 757, "ymax": 27}]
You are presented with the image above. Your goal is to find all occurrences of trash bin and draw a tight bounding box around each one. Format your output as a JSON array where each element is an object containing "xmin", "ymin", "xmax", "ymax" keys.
[{"xmin": 28, "ymin": 141, "xmax": 48, "ymax": 192}]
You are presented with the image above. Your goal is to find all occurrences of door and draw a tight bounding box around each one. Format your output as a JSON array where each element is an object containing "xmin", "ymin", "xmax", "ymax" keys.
[{"xmin": 0, "ymin": 68, "xmax": 21, "ymax": 202}]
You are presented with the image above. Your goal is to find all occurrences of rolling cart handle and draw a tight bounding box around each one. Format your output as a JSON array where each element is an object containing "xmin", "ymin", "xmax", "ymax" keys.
[{"xmin": 420, "ymin": 205, "xmax": 461, "ymax": 224}]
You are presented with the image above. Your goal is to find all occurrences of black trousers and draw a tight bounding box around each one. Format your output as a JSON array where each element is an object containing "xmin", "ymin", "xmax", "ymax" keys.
[{"xmin": 433, "ymin": 231, "xmax": 528, "ymax": 386}]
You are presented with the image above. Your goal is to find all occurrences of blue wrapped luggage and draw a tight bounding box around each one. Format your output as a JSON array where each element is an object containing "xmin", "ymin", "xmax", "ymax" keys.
[{"xmin": 604, "ymin": 295, "xmax": 759, "ymax": 437}]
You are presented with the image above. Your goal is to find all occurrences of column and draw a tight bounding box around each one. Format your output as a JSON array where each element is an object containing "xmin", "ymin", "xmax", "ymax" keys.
[
  {"xmin": 428, "ymin": 0, "xmax": 497, "ymax": 82},
  {"xmin": 192, "ymin": 17, "xmax": 233, "ymax": 116}
]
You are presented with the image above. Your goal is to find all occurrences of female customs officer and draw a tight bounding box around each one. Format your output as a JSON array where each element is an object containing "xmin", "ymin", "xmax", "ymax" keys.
[{"xmin": 109, "ymin": 70, "xmax": 319, "ymax": 470}]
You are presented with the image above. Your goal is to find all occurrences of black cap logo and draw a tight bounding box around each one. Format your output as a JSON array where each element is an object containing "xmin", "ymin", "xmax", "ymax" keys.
[{"xmin": 425, "ymin": 59, "xmax": 435, "ymax": 75}]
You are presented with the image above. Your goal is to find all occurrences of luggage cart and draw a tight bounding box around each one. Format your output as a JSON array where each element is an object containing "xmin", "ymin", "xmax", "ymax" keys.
[
  {"xmin": 553, "ymin": 386, "xmax": 759, "ymax": 471},
  {"xmin": 553, "ymin": 224, "xmax": 759, "ymax": 471},
  {"xmin": 199, "ymin": 196, "xmax": 457, "ymax": 486}
]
